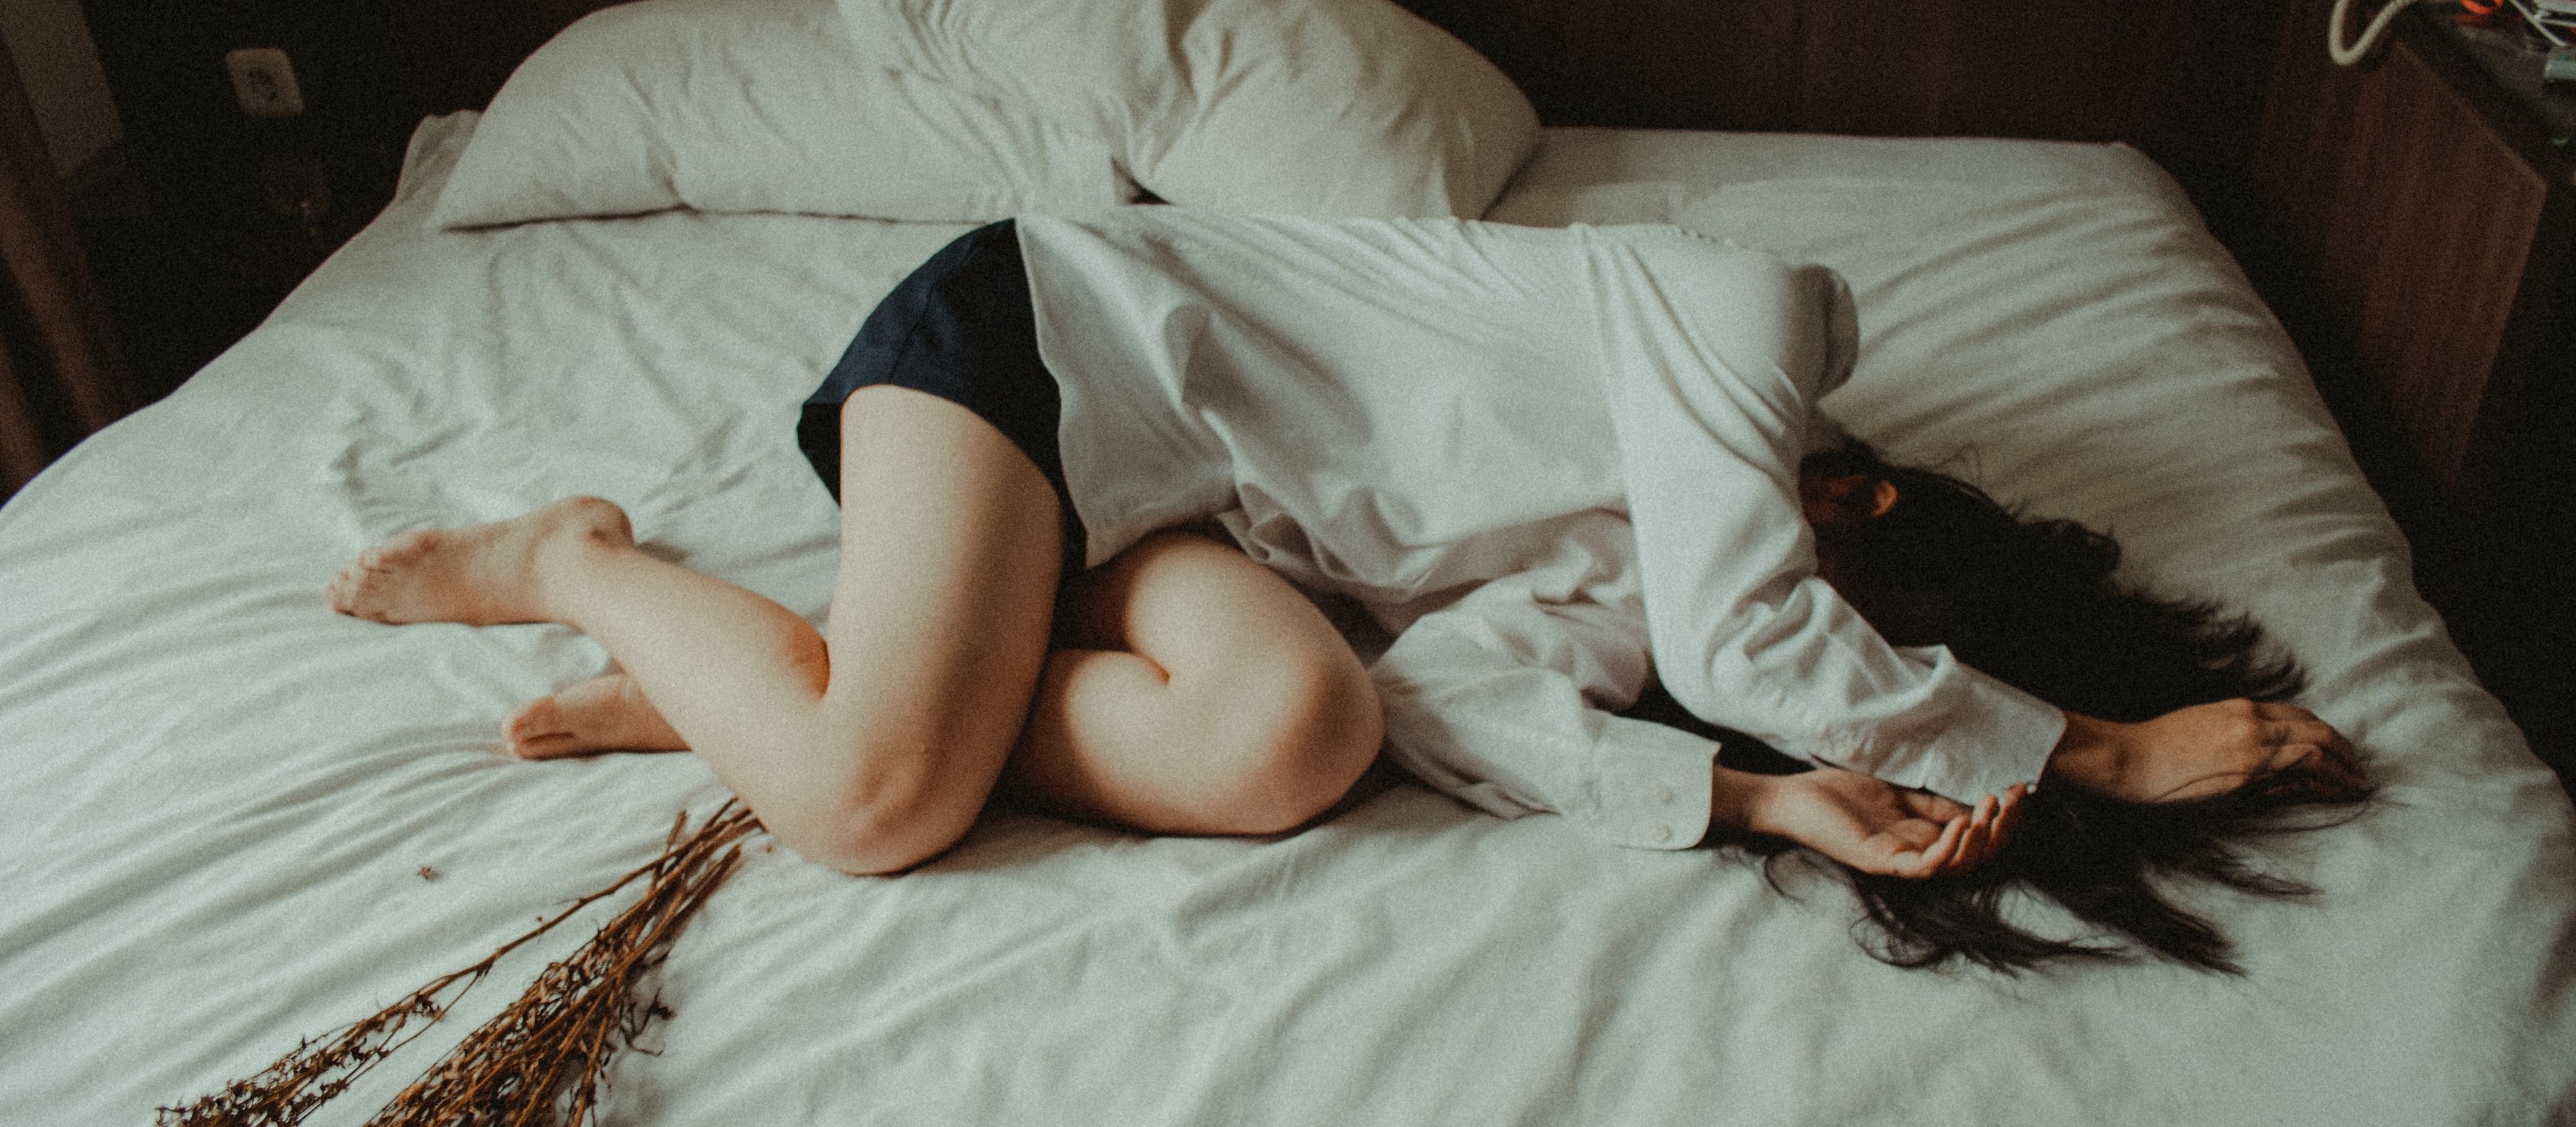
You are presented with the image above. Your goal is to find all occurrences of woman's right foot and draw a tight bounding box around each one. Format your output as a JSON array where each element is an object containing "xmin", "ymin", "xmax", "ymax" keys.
[
  {"xmin": 326, "ymin": 496, "xmax": 632, "ymax": 626},
  {"xmin": 503, "ymin": 673, "xmax": 689, "ymax": 759}
]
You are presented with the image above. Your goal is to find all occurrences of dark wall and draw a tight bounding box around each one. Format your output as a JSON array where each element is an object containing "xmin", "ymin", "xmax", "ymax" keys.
[
  {"xmin": 1396, "ymin": 0, "xmax": 2290, "ymax": 241},
  {"xmin": 79, "ymin": 0, "xmax": 414, "ymax": 229},
  {"xmin": 71, "ymin": 0, "xmax": 424, "ymax": 400}
]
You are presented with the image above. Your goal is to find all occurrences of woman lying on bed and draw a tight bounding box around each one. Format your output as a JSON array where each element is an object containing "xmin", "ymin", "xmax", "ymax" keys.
[{"xmin": 327, "ymin": 212, "xmax": 2365, "ymax": 970}]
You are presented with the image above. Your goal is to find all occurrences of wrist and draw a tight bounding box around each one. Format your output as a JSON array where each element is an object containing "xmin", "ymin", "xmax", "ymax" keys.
[
  {"xmin": 2045, "ymin": 711, "xmax": 2128, "ymax": 792},
  {"xmin": 1708, "ymin": 762, "xmax": 1783, "ymax": 839}
]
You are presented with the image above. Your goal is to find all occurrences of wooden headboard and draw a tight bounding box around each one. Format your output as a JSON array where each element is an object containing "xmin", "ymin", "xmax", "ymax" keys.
[
  {"xmin": 1399, "ymin": 0, "xmax": 2284, "ymax": 230},
  {"xmin": 384, "ymin": 0, "xmax": 629, "ymax": 118},
  {"xmin": 382, "ymin": 0, "xmax": 2285, "ymax": 212}
]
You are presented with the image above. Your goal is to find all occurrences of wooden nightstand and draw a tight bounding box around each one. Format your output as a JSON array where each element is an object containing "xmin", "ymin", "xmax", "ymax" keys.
[
  {"xmin": 2257, "ymin": 0, "xmax": 2574, "ymax": 509},
  {"xmin": 2250, "ymin": 0, "xmax": 2575, "ymax": 775}
]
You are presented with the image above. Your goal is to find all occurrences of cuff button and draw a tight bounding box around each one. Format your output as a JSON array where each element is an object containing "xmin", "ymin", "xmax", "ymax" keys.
[
  {"xmin": 1650, "ymin": 822, "xmax": 1674, "ymax": 844},
  {"xmin": 1650, "ymin": 781, "xmax": 1674, "ymax": 804}
]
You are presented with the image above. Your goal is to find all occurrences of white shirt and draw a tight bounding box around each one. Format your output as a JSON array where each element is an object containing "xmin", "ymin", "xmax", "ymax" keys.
[{"xmin": 1016, "ymin": 210, "xmax": 2065, "ymax": 849}]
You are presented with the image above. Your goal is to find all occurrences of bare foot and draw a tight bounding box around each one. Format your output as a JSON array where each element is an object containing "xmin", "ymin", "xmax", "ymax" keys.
[
  {"xmin": 327, "ymin": 496, "xmax": 632, "ymax": 625},
  {"xmin": 503, "ymin": 673, "xmax": 689, "ymax": 759}
]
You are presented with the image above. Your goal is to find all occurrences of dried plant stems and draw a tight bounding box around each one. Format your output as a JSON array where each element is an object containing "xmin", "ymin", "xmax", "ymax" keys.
[{"xmin": 159, "ymin": 801, "xmax": 763, "ymax": 1127}]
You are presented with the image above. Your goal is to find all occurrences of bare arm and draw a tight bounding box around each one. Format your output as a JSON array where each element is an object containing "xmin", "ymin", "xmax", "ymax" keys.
[
  {"xmin": 1700, "ymin": 695, "xmax": 2364, "ymax": 876},
  {"xmin": 2045, "ymin": 699, "xmax": 2365, "ymax": 803}
]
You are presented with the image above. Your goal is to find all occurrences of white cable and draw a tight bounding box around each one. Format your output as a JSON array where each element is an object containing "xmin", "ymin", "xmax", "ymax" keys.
[{"xmin": 2329, "ymin": 0, "xmax": 2417, "ymax": 65}]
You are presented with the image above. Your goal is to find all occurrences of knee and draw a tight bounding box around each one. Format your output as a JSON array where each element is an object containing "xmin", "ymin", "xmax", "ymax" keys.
[
  {"xmin": 789, "ymin": 787, "xmax": 975, "ymax": 877},
  {"xmin": 1197, "ymin": 650, "xmax": 1383, "ymax": 835},
  {"xmin": 767, "ymin": 730, "xmax": 989, "ymax": 876}
]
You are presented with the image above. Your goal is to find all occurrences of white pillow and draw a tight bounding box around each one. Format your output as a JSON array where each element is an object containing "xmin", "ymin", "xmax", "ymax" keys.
[
  {"xmin": 835, "ymin": 0, "xmax": 1539, "ymax": 218},
  {"xmin": 432, "ymin": 0, "xmax": 1134, "ymax": 228}
]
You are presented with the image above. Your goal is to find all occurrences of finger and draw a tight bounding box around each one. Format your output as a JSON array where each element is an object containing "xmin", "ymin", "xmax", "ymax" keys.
[
  {"xmin": 1945, "ymin": 828, "xmax": 1982, "ymax": 876},
  {"xmin": 2275, "ymin": 741, "xmax": 2347, "ymax": 781},
  {"xmin": 2256, "ymin": 743, "xmax": 2358, "ymax": 798},
  {"xmin": 1904, "ymin": 814, "xmax": 1969, "ymax": 879},
  {"xmin": 1937, "ymin": 799, "xmax": 1978, "ymax": 871},
  {"xmin": 2260, "ymin": 739, "xmax": 2315, "ymax": 776},
  {"xmin": 2298, "ymin": 741, "xmax": 2370, "ymax": 795},
  {"xmin": 1952, "ymin": 794, "xmax": 1998, "ymax": 874},
  {"xmin": 2258, "ymin": 702, "xmax": 2344, "ymax": 735},
  {"xmin": 1989, "ymin": 783, "xmax": 2027, "ymax": 854},
  {"xmin": 2269, "ymin": 718, "xmax": 2340, "ymax": 751},
  {"xmin": 2253, "ymin": 700, "xmax": 2315, "ymax": 721},
  {"xmin": 2258, "ymin": 709, "xmax": 2365, "ymax": 772}
]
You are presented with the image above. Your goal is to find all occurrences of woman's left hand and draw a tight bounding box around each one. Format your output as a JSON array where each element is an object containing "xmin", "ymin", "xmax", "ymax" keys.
[{"xmin": 1744, "ymin": 768, "xmax": 2025, "ymax": 879}]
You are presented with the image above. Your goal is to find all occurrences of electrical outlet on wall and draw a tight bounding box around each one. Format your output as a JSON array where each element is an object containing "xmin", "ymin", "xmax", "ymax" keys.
[{"xmin": 224, "ymin": 48, "xmax": 304, "ymax": 118}]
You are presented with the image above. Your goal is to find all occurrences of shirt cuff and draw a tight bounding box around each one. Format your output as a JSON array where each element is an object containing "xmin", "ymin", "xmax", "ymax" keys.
[
  {"xmin": 1818, "ymin": 670, "xmax": 2066, "ymax": 805},
  {"xmin": 1587, "ymin": 715, "xmax": 1721, "ymax": 849}
]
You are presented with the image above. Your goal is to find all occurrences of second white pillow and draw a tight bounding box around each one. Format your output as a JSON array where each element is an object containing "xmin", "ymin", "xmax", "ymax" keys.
[
  {"xmin": 836, "ymin": 0, "xmax": 1540, "ymax": 219},
  {"xmin": 433, "ymin": 0, "xmax": 1135, "ymax": 228}
]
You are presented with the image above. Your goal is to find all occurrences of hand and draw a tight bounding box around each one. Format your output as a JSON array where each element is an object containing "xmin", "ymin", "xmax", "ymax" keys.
[
  {"xmin": 2047, "ymin": 699, "xmax": 2364, "ymax": 803},
  {"xmin": 1741, "ymin": 767, "xmax": 2026, "ymax": 879}
]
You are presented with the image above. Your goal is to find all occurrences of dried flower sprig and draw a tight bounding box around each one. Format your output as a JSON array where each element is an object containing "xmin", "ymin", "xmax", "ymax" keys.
[{"xmin": 159, "ymin": 801, "xmax": 762, "ymax": 1127}]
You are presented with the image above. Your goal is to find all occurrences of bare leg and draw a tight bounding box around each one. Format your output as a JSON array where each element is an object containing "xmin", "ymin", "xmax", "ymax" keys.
[
  {"xmin": 332, "ymin": 386, "xmax": 1063, "ymax": 874},
  {"xmin": 512, "ymin": 650, "xmax": 2008, "ymax": 873},
  {"xmin": 1008, "ymin": 531, "xmax": 1381, "ymax": 835},
  {"xmin": 487, "ymin": 531, "xmax": 1386, "ymax": 837}
]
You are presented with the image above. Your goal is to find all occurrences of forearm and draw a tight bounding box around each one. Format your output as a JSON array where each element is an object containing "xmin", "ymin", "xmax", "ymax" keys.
[
  {"xmin": 1707, "ymin": 711, "xmax": 2110, "ymax": 845},
  {"xmin": 1704, "ymin": 760, "xmax": 1780, "ymax": 840},
  {"xmin": 2039, "ymin": 699, "xmax": 2364, "ymax": 804},
  {"xmin": 2042, "ymin": 710, "xmax": 2130, "ymax": 793}
]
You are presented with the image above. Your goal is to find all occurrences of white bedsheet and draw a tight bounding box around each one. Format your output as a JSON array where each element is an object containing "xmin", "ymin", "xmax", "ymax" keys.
[{"xmin": 2, "ymin": 115, "xmax": 2570, "ymax": 1126}]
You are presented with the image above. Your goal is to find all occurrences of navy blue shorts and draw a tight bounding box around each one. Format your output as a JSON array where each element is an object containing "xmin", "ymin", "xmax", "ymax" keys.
[{"xmin": 799, "ymin": 220, "xmax": 1089, "ymax": 589}]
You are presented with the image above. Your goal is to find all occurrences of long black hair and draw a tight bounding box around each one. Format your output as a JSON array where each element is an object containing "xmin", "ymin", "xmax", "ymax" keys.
[{"xmin": 1633, "ymin": 440, "xmax": 2371, "ymax": 974}]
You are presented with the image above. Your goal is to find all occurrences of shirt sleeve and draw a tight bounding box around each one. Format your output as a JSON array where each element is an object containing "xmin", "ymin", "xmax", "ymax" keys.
[
  {"xmin": 1369, "ymin": 526, "xmax": 1720, "ymax": 851},
  {"xmin": 1584, "ymin": 232, "xmax": 2067, "ymax": 804}
]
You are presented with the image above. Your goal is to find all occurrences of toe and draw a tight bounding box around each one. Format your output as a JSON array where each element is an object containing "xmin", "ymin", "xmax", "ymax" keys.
[
  {"xmin": 503, "ymin": 696, "xmax": 563, "ymax": 743},
  {"xmin": 329, "ymin": 569, "xmax": 382, "ymax": 618},
  {"xmin": 509, "ymin": 732, "xmax": 585, "ymax": 761}
]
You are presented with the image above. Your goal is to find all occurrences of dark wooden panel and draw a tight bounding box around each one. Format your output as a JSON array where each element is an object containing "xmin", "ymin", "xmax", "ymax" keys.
[
  {"xmin": 2254, "ymin": 0, "xmax": 2559, "ymax": 489},
  {"xmin": 1395, "ymin": 0, "xmax": 2285, "ymax": 238},
  {"xmin": 1789, "ymin": 0, "xmax": 1965, "ymax": 137},
  {"xmin": 384, "ymin": 0, "xmax": 627, "ymax": 116},
  {"xmin": 1397, "ymin": 0, "xmax": 1803, "ymax": 129},
  {"xmin": 0, "ymin": 26, "xmax": 125, "ymax": 439},
  {"xmin": 78, "ymin": 0, "xmax": 417, "ymax": 226},
  {"xmin": 2254, "ymin": 1, "xmax": 2576, "ymax": 775}
]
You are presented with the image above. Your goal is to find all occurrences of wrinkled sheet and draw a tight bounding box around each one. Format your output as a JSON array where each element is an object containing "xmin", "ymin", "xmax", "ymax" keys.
[{"xmin": 2, "ymin": 115, "xmax": 2569, "ymax": 1126}]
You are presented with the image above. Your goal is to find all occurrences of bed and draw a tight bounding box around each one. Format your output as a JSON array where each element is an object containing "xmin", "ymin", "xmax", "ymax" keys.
[{"xmin": 3, "ymin": 0, "xmax": 2573, "ymax": 1122}]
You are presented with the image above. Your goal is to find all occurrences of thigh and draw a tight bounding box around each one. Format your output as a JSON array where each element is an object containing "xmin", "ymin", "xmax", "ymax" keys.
[
  {"xmin": 1008, "ymin": 531, "xmax": 1382, "ymax": 835},
  {"xmin": 816, "ymin": 384, "xmax": 1066, "ymax": 848}
]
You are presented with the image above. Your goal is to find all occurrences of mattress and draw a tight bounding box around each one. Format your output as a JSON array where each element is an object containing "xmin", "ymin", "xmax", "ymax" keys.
[{"xmin": 2, "ymin": 115, "xmax": 2570, "ymax": 1125}]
